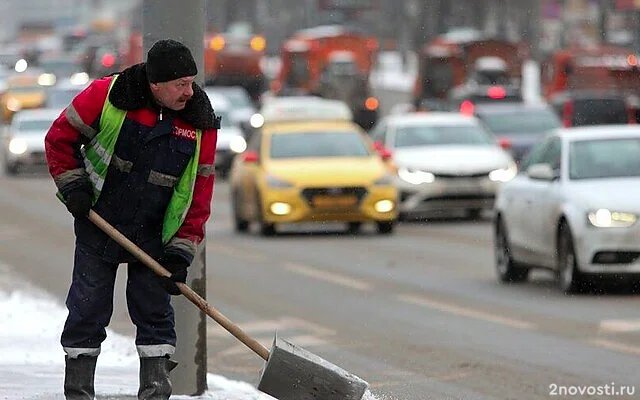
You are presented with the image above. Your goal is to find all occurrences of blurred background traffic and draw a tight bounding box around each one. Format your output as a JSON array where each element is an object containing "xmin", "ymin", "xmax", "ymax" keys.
[
  {"xmin": 3, "ymin": 0, "xmax": 640, "ymax": 290},
  {"xmin": 2, "ymin": 2, "xmax": 640, "ymax": 398}
]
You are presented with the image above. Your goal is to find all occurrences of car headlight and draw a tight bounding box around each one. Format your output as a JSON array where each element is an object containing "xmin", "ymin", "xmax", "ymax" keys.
[
  {"xmin": 265, "ymin": 174, "xmax": 294, "ymax": 188},
  {"xmin": 38, "ymin": 73, "xmax": 56, "ymax": 86},
  {"xmin": 6, "ymin": 97, "xmax": 21, "ymax": 112},
  {"xmin": 250, "ymin": 113, "xmax": 264, "ymax": 128},
  {"xmin": 489, "ymin": 162, "xmax": 517, "ymax": 182},
  {"xmin": 229, "ymin": 136, "xmax": 247, "ymax": 153},
  {"xmin": 8, "ymin": 138, "xmax": 27, "ymax": 155},
  {"xmin": 70, "ymin": 72, "xmax": 90, "ymax": 85},
  {"xmin": 397, "ymin": 167, "xmax": 435, "ymax": 185},
  {"xmin": 373, "ymin": 174, "xmax": 393, "ymax": 185},
  {"xmin": 587, "ymin": 209, "xmax": 638, "ymax": 228}
]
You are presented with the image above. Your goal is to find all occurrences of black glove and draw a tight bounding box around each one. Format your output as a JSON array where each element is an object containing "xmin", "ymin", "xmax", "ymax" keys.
[
  {"xmin": 158, "ymin": 253, "xmax": 190, "ymax": 296},
  {"xmin": 64, "ymin": 188, "xmax": 93, "ymax": 218}
]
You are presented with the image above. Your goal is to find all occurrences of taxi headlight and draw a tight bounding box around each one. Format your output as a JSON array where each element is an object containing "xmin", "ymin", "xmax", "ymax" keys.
[
  {"xmin": 270, "ymin": 202, "xmax": 291, "ymax": 215},
  {"xmin": 6, "ymin": 97, "xmax": 21, "ymax": 112},
  {"xmin": 8, "ymin": 138, "xmax": 28, "ymax": 155},
  {"xmin": 587, "ymin": 209, "xmax": 638, "ymax": 228},
  {"xmin": 398, "ymin": 167, "xmax": 435, "ymax": 185},
  {"xmin": 489, "ymin": 162, "xmax": 517, "ymax": 182},
  {"xmin": 250, "ymin": 113, "xmax": 264, "ymax": 128},
  {"xmin": 374, "ymin": 200, "xmax": 395, "ymax": 213},
  {"xmin": 265, "ymin": 174, "xmax": 294, "ymax": 188},
  {"xmin": 229, "ymin": 136, "xmax": 247, "ymax": 153}
]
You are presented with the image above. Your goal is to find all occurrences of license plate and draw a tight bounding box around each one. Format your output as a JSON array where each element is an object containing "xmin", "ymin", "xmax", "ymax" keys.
[{"xmin": 312, "ymin": 195, "xmax": 357, "ymax": 208}]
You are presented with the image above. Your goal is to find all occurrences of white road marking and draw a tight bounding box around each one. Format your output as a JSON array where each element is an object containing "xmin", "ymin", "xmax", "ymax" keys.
[
  {"xmin": 207, "ymin": 242, "xmax": 267, "ymax": 262},
  {"xmin": 398, "ymin": 294, "xmax": 536, "ymax": 330},
  {"xmin": 598, "ymin": 319, "xmax": 640, "ymax": 333},
  {"xmin": 283, "ymin": 262, "xmax": 373, "ymax": 291},
  {"xmin": 207, "ymin": 317, "xmax": 336, "ymax": 338},
  {"xmin": 589, "ymin": 338, "xmax": 640, "ymax": 356}
]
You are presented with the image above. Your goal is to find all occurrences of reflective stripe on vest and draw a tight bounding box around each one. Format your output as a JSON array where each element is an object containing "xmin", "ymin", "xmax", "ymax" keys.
[{"xmin": 81, "ymin": 74, "xmax": 201, "ymax": 244}]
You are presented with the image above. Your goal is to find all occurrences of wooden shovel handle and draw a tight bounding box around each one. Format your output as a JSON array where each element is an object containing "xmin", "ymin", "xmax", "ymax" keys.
[{"xmin": 88, "ymin": 210, "xmax": 270, "ymax": 361}]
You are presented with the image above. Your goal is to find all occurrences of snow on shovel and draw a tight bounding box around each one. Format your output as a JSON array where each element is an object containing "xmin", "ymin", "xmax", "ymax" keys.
[{"xmin": 88, "ymin": 210, "xmax": 369, "ymax": 400}]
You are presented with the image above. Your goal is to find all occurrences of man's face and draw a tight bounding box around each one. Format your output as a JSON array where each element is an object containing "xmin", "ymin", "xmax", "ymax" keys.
[{"xmin": 150, "ymin": 76, "xmax": 196, "ymax": 111}]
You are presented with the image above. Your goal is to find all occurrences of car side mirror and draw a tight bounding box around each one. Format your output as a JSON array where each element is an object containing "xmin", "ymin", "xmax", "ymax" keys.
[{"xmin": 527, "ymin": 163, "xmax": 556, "ymax": 180}]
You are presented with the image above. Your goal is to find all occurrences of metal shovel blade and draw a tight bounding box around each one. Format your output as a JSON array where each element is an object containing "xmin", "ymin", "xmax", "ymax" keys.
[{"xmin": 257, "ymin": 335, "xmax": 369, "ymax": 400}]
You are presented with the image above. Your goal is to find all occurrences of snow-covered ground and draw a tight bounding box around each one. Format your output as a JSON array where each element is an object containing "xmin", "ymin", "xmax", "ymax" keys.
[{"xmin": 0, "ymin": 262, "xmax": 377, "ymax": 399}]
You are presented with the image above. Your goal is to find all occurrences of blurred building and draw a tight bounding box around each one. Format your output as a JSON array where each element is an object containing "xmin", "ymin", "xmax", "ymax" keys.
[{"xmin": 1, "ymin": 0, "xmax": 138, "ymax": 43}]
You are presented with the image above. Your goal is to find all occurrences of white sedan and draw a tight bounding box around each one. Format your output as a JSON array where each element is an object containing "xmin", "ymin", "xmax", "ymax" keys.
[
  {"xmin": 3, "ymin": 108, "xmax": 61, "ymax": 175},
  {"xmin": 494, "ymin": 126, "xmax": 640, "ymax": 293},
  {"xmin": 369, "ymin": 112, "xmax": 516, "ymax": 219}
]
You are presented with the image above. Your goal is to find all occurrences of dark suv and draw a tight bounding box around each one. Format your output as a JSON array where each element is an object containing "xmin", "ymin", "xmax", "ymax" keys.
[{"xmin": 548, "ymin": 91, "xmax": 635, "ymax": 127}]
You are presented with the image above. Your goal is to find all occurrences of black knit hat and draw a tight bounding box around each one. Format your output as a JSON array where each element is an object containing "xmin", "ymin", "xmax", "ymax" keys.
[{"xmin": 146, "ymin": 39, "xmax": 198, "ymax": 83}]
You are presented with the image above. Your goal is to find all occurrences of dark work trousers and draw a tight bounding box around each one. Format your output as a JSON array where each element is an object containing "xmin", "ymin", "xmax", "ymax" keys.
[{"xmin": 61, "ymin": 244, "xmax": 176, "ymax": 356}]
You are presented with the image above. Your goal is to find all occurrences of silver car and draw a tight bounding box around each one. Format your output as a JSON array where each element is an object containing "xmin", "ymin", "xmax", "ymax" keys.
[
  {"xmin": 494, "ymin": 126, "xmax": 640, "ymax": 293},
  {"xmin": 369, "ymin": 112, "xmax": 516, "ymax": 219},
  {"xmin": 204, "ymin": 90, "xmax": 247, "ymax": 179},
  {"xmin": 3, "ymin": 108, "xmax": 61, "ymax": 175}
]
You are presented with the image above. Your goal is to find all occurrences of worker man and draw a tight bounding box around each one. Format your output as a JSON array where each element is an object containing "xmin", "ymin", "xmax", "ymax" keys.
[{"xmin": 44, "ymin": 39, "xmax": 219, "ymax": 399}]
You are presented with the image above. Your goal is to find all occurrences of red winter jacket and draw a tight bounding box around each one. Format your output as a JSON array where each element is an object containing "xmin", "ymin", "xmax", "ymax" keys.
[{"xmin": 45, "ymin": 64, "xmax": 218, "ymax": 263}]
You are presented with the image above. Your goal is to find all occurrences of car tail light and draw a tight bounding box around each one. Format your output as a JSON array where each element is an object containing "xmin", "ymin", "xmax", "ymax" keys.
[
  {"xmin": 498, "ymin": 137, "xmax": 512, "ymax": 149},
  {"xmin": 562, "ymin": 100, "xmax": 573, "ymax": 127},
  {"xmin": 243, "ymin": 150, "xmax": 259, "ymax": 163},
  {"xmin": 460, "ymin": 100, "xmax": 474, "ymax": 116},
  {"xmin": 373, "ymin": 141, "xmax": 392, "ymax": 161},
  {"xmin": 627, "ymin": 104, "xmax": 636, "ymax": 124},
  {"xmin": 365, "ymin": 97, "xmax": 379, "ymax": 111},
  {"xmin": 487, "ymin": 86, "xmax": 506, "ymax": 99},
  {"xmin": 101, "ymin": 53, "xmax": 115, "ymax": 68}
]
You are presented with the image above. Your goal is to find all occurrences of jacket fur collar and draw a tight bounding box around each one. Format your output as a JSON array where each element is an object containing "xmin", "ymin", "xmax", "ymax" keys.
[{"xmin": 108, "ymin": 63, "xmax": 219, "ymax": 130}]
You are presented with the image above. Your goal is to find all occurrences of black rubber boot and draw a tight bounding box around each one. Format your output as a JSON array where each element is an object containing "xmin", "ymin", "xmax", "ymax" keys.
[
  {"xmin": 138, "ymin": 356, "xmax": 179, "ymax": 400},
  {"xmin": 64, "ymin": 355, "xmax": 97, "ymax": 400}
]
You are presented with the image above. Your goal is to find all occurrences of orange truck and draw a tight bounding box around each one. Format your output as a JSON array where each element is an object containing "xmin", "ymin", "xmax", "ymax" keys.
[
  {"xmin": 540, "ymin": 44, "xmax": 640, "ymax": 99},
  {"xmin": 204, "ymin": 22, "xmax": 266, "ymax": 103},
  {"xmin": 413, "ymin": 34, "xmax": 527, "ymax": 110},
  {"xmin": 274, "ymin": 25, "xmax": 380, "ymax": 130},
  {"xmin": 121, "ymin": 24, "xmax": 266, "ymax": 104}
]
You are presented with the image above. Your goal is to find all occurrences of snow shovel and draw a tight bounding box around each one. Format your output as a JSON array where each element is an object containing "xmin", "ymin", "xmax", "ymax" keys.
[{"xmin": 87, "ymin": 210, "xmax": 369, "ymax": 400}]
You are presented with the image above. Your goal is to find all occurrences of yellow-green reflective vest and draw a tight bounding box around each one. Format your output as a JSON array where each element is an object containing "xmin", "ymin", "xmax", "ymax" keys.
[{"xmin": 80, "ymin": 74, "xmax": 201, "ymax": 244}]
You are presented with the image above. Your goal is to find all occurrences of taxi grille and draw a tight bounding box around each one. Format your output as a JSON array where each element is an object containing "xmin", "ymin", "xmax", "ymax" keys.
[{"xmin": 301, "ymin": 187, "xmax": 368, "ymax": 206}]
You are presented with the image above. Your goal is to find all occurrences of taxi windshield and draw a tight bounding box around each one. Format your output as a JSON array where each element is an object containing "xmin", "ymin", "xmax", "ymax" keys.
[{"xmin": 270, "ymin": 131, "xmax": 370, "ymax": 159}]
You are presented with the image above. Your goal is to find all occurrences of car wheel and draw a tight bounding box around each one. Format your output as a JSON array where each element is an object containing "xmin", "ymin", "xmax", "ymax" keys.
[
  {"xmin": 231, "ymin": 190, "xmax": 249, "ymax": 233},
  {"xmin": 494, "ymin": 218, "xmax": 529, "ymax": 283},
  {"xmin": 376, "ymin": 221, "xmax": 394, "ymax": 235},
  {"xmin": 467, "ymin": 209, "xmax": 483, "ymax": 220},
  {"xmin": 557, "ymin": 223, "xmax": 584, "ymax": 294},
  {"xmin": 347, "ymin": 222, "xmax": 362, "ymax": 234},
  {"xmin": 4, "ymin": 162, "xmax": 18, "ymax": 176},
  {"xmin": 255, "ymin": 194, "xmax": 276, "ymax": 236}
]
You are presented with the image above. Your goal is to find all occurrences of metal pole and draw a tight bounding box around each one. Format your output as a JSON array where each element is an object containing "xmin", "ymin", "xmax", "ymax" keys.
[{"xmin": 142, "ymin": 0, "xmax": 207, "ymax": 395}]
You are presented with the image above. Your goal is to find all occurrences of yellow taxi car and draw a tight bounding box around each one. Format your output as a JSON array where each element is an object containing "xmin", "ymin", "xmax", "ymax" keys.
[
  {"xmin": 1, "ymin": 74, "xmax": 47, "ymax": 123},
  {"xmin": 229, "ymin": 97, "xmax": 397, "ymax": 236}
]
